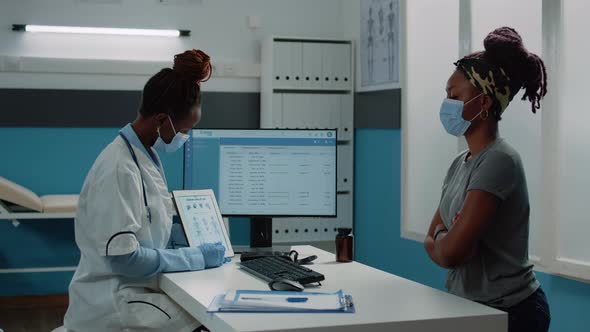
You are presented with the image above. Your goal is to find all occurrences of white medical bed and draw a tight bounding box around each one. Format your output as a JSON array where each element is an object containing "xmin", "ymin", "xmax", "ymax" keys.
[{"xmin": 0, "ymin": 176, "xmax": 78, "ymax": 222}]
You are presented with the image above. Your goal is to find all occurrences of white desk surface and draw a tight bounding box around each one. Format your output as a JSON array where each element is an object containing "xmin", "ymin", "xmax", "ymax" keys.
[{"xmin": 160, "ymin": 245, "xmax": 506, "ymax": 332}]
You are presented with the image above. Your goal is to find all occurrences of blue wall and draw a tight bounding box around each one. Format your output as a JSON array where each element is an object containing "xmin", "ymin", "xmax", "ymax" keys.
[
  {"xmin": 353, "ymin": 129, "xmax": 448, "ymax": 287},
  {"xmin": 1, "ymin": 127, "xmax": 589, "ymax": 331},
  {"xmin": 0, "ymin": 127, "xmax": 249, "ymax": 296},
  {"xmin": 353, "ymin": 128, "xmax": 590, "ymax": 332}
]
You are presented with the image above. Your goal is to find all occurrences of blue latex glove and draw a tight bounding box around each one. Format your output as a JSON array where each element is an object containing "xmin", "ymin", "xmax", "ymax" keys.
[{"xmin": 199, "ymin": 242, "xmax": 226, "ymax": 268}]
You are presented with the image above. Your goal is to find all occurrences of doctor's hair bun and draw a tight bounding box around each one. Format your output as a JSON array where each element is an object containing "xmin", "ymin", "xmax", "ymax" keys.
[
  {"xmin": 173, "ymin": 49, "xmax": 212, "ymax": 84},
  {"xmin": 139, "ymin": 49, "xmax": 211, "ymax": 119}
]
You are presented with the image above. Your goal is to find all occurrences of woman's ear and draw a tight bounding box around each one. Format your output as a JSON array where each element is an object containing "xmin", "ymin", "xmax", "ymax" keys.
[{"xmin": 481, "ymin": 94, "xmax": 494, "ymax": 113}]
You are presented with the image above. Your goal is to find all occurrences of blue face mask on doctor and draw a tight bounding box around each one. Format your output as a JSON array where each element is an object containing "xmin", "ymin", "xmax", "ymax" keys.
[
  {"xmin": 153, "ymin": 116, "xmax": 190, "ymax": 153},
  {"xmin": 439, "ymin": 93, "xmax": 485, "ymax": 137}
]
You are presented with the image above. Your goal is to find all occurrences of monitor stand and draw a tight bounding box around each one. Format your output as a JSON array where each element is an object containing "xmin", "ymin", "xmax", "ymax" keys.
[
  {"xmin": 250, "ymin": 216, "xmax": 273, "ymax": 248},
  {"xmin": 231, "ymin": 217, "xmax": 291, "ymax": 253}
]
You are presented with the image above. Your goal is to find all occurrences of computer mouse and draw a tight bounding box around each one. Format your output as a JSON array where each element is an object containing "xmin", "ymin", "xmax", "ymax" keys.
[{"xmin": 268, "ymin": 278, "xmax": 305, "ymax": 292}]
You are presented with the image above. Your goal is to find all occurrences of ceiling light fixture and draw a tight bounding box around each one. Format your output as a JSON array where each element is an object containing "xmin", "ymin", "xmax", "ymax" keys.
[{"xmin": 12, "ymin": 24, "xmax": 190, "ymax": 37}]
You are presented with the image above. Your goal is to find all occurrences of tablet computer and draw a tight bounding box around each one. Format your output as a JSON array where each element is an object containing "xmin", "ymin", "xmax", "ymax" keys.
[{"xmin": 172, "ymin": 189, "xmax": 234, "ymax": 258}]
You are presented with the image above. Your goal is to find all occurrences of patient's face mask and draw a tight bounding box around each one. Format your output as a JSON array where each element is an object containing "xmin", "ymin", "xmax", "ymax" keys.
[
  {"xmin": 153, "ymin": 116, "xmax": 189, "ymax": 153},
  {"xmin": 439, "ymin": 93, "xmax": 484, "ymax": 137}
]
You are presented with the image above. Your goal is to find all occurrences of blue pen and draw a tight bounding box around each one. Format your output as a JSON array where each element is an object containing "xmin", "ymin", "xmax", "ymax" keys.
[
  {"xmin": 286, "ymin": 297, "xmax": 308, "ymax": 303},
  {"xmin": 241, "ymin": 297, "xmax": 309, "ymax": 303}
]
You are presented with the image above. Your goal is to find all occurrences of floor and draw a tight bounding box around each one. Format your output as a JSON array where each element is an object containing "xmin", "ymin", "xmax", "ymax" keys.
[{"xmin": 0, "ymin": 295, "xmax": 67, "ymax": 332}]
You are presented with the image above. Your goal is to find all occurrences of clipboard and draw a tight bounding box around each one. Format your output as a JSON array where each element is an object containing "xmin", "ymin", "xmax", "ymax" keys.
[{"xmin": 207, "ymin": 289, "xmax": 355, "ymax": 313}]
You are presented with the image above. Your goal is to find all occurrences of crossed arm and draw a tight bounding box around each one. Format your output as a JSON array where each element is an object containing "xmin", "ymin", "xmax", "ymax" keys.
[{"xmin": 424, "ymin": 189, "xmax": 500, "ymax": 269}]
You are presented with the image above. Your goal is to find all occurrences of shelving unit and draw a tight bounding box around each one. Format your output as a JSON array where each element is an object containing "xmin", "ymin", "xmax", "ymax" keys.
[{"xmin": 260, "ymin": 36, "xmax": 355, "ymax": 242}]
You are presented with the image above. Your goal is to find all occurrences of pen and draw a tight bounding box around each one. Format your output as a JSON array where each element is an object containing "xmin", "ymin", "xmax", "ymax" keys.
[
  {"xmin": 241, "ymin": 297, "xmax": 309, "ymax": 303},
  {"xmin": 286, "ymin": 297, "xmax": 308, "ymax": 303}
]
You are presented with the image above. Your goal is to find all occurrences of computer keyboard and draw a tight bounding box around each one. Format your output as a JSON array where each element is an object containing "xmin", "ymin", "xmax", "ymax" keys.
[
  {"xmin": 238, "ymin": 256, "xmax": 325, "ymax": 285},
  {"xmin": 240, "ymin": 251, "xmax": 291, "ymax": 262}
]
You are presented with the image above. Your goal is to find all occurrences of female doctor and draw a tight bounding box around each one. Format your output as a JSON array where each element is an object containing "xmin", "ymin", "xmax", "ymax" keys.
[{"xmin": 64, "ymin": 49, "xmax": 224, "ymax": 332}]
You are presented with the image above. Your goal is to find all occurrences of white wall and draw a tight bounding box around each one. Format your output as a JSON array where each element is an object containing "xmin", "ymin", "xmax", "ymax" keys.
[
  {"xmin": 341, "ymin": 0, "xmax": 361, "ymax": 44},
  {"xmin": 471, "ymin": 0, "xmax": 543, "ymax": 260},
  {"xmin": 0, "ymin": 0, "xmax": 347, "ymax": 91},
  {"xmin": 556, "ymin": 0, "xmax": 590, "ymax": 267},
  {"xmin": 401, "ymin": 0, "xmax": 461, "ymax": 240}
]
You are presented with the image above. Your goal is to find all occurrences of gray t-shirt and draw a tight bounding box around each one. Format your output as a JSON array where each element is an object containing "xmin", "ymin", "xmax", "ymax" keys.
[{"xmin": 439, "ymin": 138, "xmax": 539, "ymax": 308}]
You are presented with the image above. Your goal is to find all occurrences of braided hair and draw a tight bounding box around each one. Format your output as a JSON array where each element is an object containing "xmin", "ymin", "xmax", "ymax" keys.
[{"xmin": 466, "ymin": 27, "xmax": 547, "ymax": 118}]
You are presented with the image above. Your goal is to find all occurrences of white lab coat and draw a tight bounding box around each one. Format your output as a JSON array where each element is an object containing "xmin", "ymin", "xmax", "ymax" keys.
[{"xmin": 64, "ymin": 136, "xmax": 200, "ymax": 332}]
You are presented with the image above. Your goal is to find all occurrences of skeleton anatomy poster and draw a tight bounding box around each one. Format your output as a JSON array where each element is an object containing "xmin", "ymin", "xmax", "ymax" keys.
[{"xmin": 360, "ymin": 0, "xmax": 400, "ymax": 90}]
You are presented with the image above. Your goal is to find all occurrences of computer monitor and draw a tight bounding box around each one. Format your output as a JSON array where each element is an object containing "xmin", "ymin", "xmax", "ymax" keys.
[{"xmin": 184, "ymin": 129, "xmax": 337, "ymax": 247}]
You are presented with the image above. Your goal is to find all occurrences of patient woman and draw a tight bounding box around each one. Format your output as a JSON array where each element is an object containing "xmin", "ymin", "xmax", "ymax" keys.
[{"xmin": 424, "ymin": 27, "xmax": 550, "ymax": 332}]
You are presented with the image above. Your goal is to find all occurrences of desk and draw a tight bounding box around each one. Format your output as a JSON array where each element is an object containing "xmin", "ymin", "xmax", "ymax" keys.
[{"xmin": 160, "ymin": 245, "xmax": 506, "ymax": 332}]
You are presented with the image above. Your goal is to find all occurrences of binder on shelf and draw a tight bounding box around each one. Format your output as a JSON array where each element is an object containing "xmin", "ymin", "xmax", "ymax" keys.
[
  {"xmin": 273, "ymin": 42, "xmax": 290, "ymax": 88},
  {"xmin": 338, "ymin": 94, "xmax": 354, "ymax": 141},
  {"xmin": 302, "ymin": 42, "xmax": 323, "ymax": 89},
  {"xmin": 321, "ymin": 43, "xmax": 336, "ymax": 89},
  {"xmin": 288, "ymin": 42, "xmax": 303, "ymax": 88},
  {"xmin": 335, "ymin": 43, "xmax": 352, "ymax": 90},
  {"xmin": 337, "ymin": 144, "xmax": 353, "ymax": 192},
  {"xmin": 282, "ymin": 93, "xmax": 303, "ymax": 128},
  {"xmin": 271, "ymin": 93, "xmax": 284, "ymax": 127}
]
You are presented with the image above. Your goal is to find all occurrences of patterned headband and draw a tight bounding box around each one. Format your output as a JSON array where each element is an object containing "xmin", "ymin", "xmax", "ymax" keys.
[{"xmin": 454, "ymin": 57, "xmax": 516, "ymax": 114}]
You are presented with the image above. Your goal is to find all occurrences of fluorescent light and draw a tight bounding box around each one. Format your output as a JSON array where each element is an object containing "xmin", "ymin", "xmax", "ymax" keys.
[
  {"xmin": 26, "ymin": 25, "xmax": 180, "ymax": 37},
  {"xmin": 12, "ymin": 24, "xmax": 190, "ymax": 37}
]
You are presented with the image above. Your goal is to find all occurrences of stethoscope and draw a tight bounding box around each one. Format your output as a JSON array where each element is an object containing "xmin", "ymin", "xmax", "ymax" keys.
[{"xmin": 119, "ymin": 133, "xmax": 152, "ymax": 224}]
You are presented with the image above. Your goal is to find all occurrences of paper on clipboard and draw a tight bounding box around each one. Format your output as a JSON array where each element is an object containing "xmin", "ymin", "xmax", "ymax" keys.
[{"xmin": 208, "ymin": 289, "xmax": 355, "ymax": 313}]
